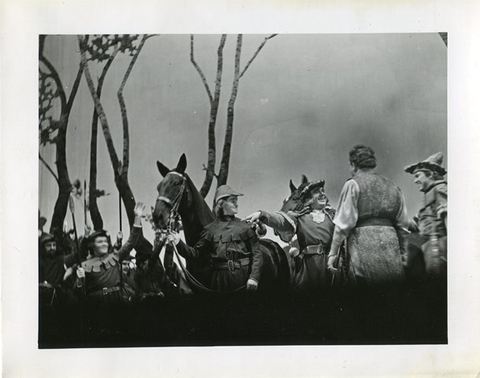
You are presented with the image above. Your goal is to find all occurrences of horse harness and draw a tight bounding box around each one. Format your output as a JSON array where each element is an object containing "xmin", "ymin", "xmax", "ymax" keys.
[{"xmin": 156, "ymin": 172, "xmax": 247, "ymax": 293}]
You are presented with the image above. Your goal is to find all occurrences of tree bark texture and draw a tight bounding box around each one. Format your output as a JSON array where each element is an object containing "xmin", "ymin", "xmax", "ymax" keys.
[
  {"xmin": 198, "ymin": 34, "xmax": 226, "ymax": 198},
  {"xmin": 79, "ymin": 36, "xmax": 154, "ymax": 256},
  {"xmin": 89, "ymin": 53, "xmax": 117, "ymax": 230},
  {"xmin": 217, "ymin": 35, "xmax": 242, "ymax": 187},
  {"xmin": 40, "ymin": 36, "xmax": 84, "ymax": 234}
]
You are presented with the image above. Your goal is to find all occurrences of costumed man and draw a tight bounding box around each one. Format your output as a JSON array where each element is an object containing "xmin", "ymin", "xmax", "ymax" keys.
[
  {"xmin": 327, "ymin": 145, "xmax": 408, "ymax": 289},
  {"xmin": 39, "ymin": 232, "xmax": 77, "ymax": 307},
  {"xmin": 244, "ymin": 180, "xmax": 335, "ymax": 292},
  {"xmin": 167, "ymin": 185, "xmax": 263, "ymax": 292},
  {"xmin": 404, "ymin": 152, "xmax": 447, "ymax": 285},
  {"xmin": 75, "ymin": 202, "xmax": 145, "ymax": 304}
]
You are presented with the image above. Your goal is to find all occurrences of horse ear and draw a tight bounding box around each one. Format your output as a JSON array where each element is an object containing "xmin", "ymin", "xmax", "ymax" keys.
[
  {"xmin": 157, "ymin": 161, "xmax": 170, "ymax": 177},
  {"xmin": 176, "ymin": 153, "xmax": 187, "ymax": 174},
  {"xmin": 289, "ymin": 179, "xmax": 297, "ymax": 192},
  {"xmin": 301, "ymin": 175, "xmax": 308, "ymax": 185}
]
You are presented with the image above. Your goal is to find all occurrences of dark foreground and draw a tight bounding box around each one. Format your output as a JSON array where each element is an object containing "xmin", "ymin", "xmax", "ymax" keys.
[{"xmin": 39, "ymin": 286, "xmax": 447, "ymax": 348}]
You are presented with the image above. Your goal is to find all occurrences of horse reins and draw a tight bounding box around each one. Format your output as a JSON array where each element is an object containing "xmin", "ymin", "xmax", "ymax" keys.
[{"xmin": 157, "ymin": 172, "xmax": 247, "ymax": 294}]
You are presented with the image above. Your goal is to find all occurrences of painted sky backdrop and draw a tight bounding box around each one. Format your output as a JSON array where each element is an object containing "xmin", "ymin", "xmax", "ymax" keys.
[{"xmin": 39, "ymin": 33, "xmax": 447, "ymax": 244}]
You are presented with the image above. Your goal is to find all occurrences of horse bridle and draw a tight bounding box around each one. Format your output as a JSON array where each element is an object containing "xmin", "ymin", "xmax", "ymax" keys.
[{"xmin": 155, "ymin": 171, "xmax": 187, "ymax": 232}]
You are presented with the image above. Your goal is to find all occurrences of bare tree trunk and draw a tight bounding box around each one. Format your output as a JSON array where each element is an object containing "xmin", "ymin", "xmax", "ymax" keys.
[
  {"xmin": 89, "ymin": 53, "xmax": 117, "ymax": 230},
  {"xmin": 196, "ymin": 34, "xmax": 227, "ymax": 198},
  {"xmin": 40, "ymin": 36, "xmax": 84, "ymax": 235},
  {"xmin": 79, "ymin": 35, "xmax": 154, "ymax": 256},
  {"xmin": 216, "ymin": 34, "xmax": 276, "ymax": 187},
  {"xmin": 217, "ymin": 35, "xmax": 242, "ymax": 186}
]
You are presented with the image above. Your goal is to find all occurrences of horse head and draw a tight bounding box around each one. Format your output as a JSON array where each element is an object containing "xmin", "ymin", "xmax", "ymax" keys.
[
  {"xmin": 152, "ymin": 153, "xmax": 189, "ymax": 231},
  {"xmin": 280, "ymin": 175, "xmax": 309, "ymax": 213},
  {"xmin": 153, "ymin": 154, "xmax": 214, "ymax": 246}
]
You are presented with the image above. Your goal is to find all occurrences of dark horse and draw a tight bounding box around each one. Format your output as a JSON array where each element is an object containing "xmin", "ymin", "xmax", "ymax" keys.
[
  {"xmin": 152, "ymin": 154, "xmax": 292, "ymax": 294},
  {"xmin": 281, "ymin": 175, "xmax": 427, "ymax": 285}
]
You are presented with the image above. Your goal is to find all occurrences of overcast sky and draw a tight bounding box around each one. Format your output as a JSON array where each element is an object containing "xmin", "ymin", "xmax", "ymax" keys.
[{"xmin": 39, "ymin": 33, "xmax": 447, "ymax": 243}]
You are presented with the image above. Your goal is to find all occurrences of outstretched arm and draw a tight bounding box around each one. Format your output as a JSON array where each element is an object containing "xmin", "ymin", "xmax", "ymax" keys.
[{"xmin": 243, "ymin": 210, "xmax": 296, "ymax": 241}]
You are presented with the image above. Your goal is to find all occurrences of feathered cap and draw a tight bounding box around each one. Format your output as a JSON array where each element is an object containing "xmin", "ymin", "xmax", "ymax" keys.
[
  {"xmin": 405, "ymin": 152, "xmax": 447, "ymax": 176},
  {"xmin": 299, "ymin": 180, "xmax": 325, "ymax": 199}
]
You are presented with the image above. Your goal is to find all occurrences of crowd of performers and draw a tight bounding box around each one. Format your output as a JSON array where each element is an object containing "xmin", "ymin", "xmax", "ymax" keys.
[{"xmin": 39, "ymin": 145, "xmax": 447, "ymax": 308}]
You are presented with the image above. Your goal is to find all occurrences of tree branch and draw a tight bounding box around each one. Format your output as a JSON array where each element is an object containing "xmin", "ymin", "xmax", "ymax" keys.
[
  {"xmin": 118, "ymin": 34, "xmax": 148, "ymax": 176},
  {"xmin": 79, "ymin": 36, "xmax": 121, "ymax": 172},
  {"xmin": 66, "ymin": 61, "xmax": 85, "ymax": 113},
  {"xmin": 239, "ymin": 34, "xmax": 277, "ymax": 79},
  {"xmin": 190, "ymin": 34, "xmax": 213, "ymax": 103},
  {"xmin": 217, "ymin": 34, "xmax": 242, "ymax": 186},
  {"xmin": 39, "ymin": 152, "xmax": 59, "ymax": 183},
  {"xmin": 39, "ymin": 55, "xmax": 67, "ymax": 111},
  {"xmin": 199, "ymin": 34, "xmax": 226, "ymax": 198}
]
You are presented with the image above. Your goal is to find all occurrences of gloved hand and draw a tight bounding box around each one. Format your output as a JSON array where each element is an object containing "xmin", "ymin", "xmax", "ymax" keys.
[
  {"xmin": 166, "ymin": 231, "xmax": 181, "ymax": 246},
  {"xmin": 242, "ymin": 211, "xmax": 262, "ymax": 223},
  {"xmin": 246, "ymin": 278, "xmax": 258, "ymax": 291},
  {"xmin": 288, "ymin": 246, "xmax": 300, "ymax": 258}
]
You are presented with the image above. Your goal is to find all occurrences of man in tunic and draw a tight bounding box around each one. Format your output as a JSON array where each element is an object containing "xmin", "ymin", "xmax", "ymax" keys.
[
  {"xmin": 244, "ymin": 180, "xmax": 335, "ymax": 292},
  {"xmin": 168, "ymin": 185, "xmax": 262, "ymax": 292},
  {"xmin": 327, "ymin": 145, "xmax": 408, "ymax": 288},
  {"xmin": 405, "ymin": 152, "xmax": 447, "ymax": 284},
  {"xmin": 75, "ymin": 203, "xmax": 145, "ymax": 304}
]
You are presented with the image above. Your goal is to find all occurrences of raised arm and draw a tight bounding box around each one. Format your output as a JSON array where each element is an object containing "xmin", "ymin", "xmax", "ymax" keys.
[{"xmin": 117, "ymin": 202, "xmax": 144, "ymax": 261}]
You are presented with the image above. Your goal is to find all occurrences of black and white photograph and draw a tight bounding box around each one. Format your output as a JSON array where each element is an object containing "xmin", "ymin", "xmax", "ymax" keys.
[
  {"xmin": 37, "ymin": 33, "xmax": 448, "ymax": 348},
  {"xmin": 2, "ymin": 1, "xmax": 480, "ymax": 377}
]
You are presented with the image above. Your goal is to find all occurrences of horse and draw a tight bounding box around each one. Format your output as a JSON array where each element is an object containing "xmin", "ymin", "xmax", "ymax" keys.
[
  {"xmin": 152, "ymin": 154, "xmax": 292, "ymax": 294},
  {"xmin": 280, "ymin": 175, "xmax": 427, "ymax": 287},
  {"xmin": 280, "ymin": 175, "xmax": 309, "ymax": 214}
]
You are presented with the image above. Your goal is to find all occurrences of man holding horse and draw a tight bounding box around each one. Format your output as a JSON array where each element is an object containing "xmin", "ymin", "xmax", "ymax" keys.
[
  {"xmin": 244, "ymin": 180, "xmax": 335, "ymax": 292},
  {"xmin": 167, "ymin": 185, "xmax": 263, "ymax": 292},
  {"xmin": 405, "ymin": 152, "xmax": 447, "ymax": 286}
]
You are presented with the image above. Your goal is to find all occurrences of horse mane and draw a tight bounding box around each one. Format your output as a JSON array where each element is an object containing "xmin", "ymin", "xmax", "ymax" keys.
[{"xmin": 180, "ymin": 174, "xmax": 215, "ymax": 245}]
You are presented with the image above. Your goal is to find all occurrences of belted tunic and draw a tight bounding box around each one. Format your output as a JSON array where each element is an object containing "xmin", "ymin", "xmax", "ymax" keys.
[
  {"xmin": 331, "ymin": 172, "xmax": 408, "ymax": 287},
  {"xmin": 176, "ymin": 216, "xmax": 263, "ymax": 291},
  {"xmin": 78, "ymin": 225, "xmax": 141, "ymax": 302},
  {"xmin": 259, "ymin": 208, "xmax": 334, "ymax": 291}
]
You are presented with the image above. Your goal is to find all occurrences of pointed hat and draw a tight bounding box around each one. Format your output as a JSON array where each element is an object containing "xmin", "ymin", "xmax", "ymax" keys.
[{"xmin": 405, "ymin": 152, "xmax": 446, "ymax": 176}]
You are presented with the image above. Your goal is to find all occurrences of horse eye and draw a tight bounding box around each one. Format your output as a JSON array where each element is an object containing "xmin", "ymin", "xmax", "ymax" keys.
[{"xmin": 292, "ymin": 196, "xmax": 299, "ymax": 201}]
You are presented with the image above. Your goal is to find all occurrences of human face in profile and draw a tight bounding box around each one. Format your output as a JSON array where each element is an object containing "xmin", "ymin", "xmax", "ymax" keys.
[
  {"xmin": 413, "ymin": 170, "xmax": 434, "ymax": 193},
  {"xmin": 222, "ymin": 196, "xmax": 239, "ymax": 216}
]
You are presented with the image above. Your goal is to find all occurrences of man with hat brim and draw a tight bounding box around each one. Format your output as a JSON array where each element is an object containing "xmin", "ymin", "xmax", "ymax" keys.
[
  {"xmin": 244, "ymin": 179, "xmax": 336, "ymax": 292},
  {"xmin": 168, "ymin": 184, "xmax": 263, "ymax": 292},
  {"xmin": 405, "ymin": 152, "xmax": 447, "ymax": 283},
  {"xmin": 74, "ymin": 202, "xmax": 146, "ymax": 304}
]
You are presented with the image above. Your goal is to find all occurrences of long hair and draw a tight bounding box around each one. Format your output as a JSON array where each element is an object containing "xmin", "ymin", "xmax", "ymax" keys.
[{"xmin": 214, "ymin": 199, "xmax": 226, "ymax": 218}]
